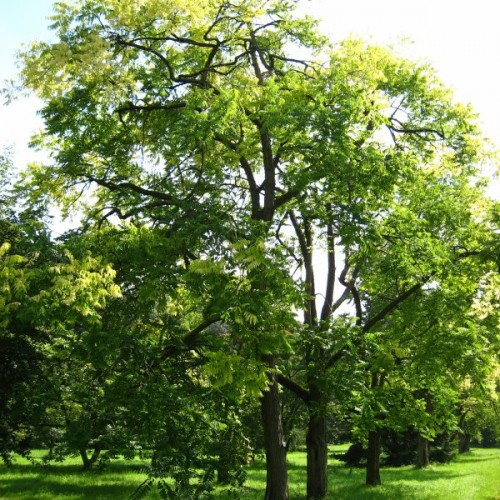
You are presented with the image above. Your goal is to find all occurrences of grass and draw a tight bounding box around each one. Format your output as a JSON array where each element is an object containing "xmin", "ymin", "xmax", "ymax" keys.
[
  {"xmin": 0, "ymin": 452, "xmax": 153, "ymax": 500},
  {"xmin": 0, "ymin": 447, "xmax": 499, "ymax": 499}
]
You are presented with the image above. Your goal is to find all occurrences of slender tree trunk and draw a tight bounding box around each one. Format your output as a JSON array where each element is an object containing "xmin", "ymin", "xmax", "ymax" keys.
[
  {"xmin": 416, "ymin": 435, "xmax": 430, "ymax": 468},
  {"xmin": 306, "ymin": 409, "xmax": 327, "ymax": 499},
  {"xmin": 365, "ymin": 429, "xmax": 382, "ymax": 486},
  {"xmin": 261, "ymin": 356, "xmax": 288, "ymax": 500},
  {"xmin": 216, "ymin": 424, "xmax": 233, "ymax": 484},
  {"xmin": 366, "ymin": 372, "xmax": 384, "ymax": 486},
  {"xmin": 79, "ymin": 446, "xmax": 101, "ymax": 470},
  {"xmin": 458, "ymin": 413, "xmax": 471, "ymax": 453}
]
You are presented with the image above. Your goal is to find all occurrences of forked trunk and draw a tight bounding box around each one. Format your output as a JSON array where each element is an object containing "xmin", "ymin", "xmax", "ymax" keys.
[
  {"xmin": 261, "ymin": 356, "xmax": 288, "ymax": 500},
  {"xmin": 79, "ymin": 446, "xmax": 101, "ymax": 470},
  {"xmin": 306, "ymin": 410, "xmax": 327, "ymax": 499},
  {"xmin": 365, "ymin": 429, "xmax": 382, "ymax": 486},
  {"xmin": 416, "ymin": 435, "xmax": 430, "ymax": 468}
]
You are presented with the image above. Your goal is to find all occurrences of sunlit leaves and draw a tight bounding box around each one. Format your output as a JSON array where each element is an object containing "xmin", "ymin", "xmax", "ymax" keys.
[
  {"xmin": 31, "ymin": 250, "xmax": 121, "ymax": 327},
  {"xmin": 0, "ymin": 243, "xmax": 26, "ymax": 327},
  {"xmin": 202, "ymin": 351, "xmax": 268, "ymax": 399}
]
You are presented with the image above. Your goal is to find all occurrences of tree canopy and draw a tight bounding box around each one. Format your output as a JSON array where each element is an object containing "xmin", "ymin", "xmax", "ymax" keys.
[{"xmin": 3, "ymin": 0, "xmax": 498, "ymax": 498}]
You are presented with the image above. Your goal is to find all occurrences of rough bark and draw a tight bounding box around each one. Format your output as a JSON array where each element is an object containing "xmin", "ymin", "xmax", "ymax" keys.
[
  {"xmin": 365, "ymin": 429, "xmax": 382, "ymax": 486},
  {"xmin": 416, "ymin": 435, "xmax": 430, "ymax": 468},
  {"xmin": 261, "ymin": 356, "xmax": 288, "ymax": 500},
  {"xmin": 306, "ymin": 410, "xmax": 328, "ymax": 499}
]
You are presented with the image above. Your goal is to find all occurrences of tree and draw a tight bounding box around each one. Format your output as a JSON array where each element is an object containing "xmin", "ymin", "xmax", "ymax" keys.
[
  {"xmin": 18, "ymin": 1, "xmax": 496, "ymax": 497},
  {"xmin": 0, "ymin": 152, "xmax": 55, "ymax": 462},
  {"xmin": 270, "ymin": 45, "xmax": 496, "ymax": 491},
  {"xmin": 0, "ymin": 221, "xmax": 122, "ymax": 465},
  {"xmin": 349, "ymin": 206, "xmax": 498, "ymax": 482}
]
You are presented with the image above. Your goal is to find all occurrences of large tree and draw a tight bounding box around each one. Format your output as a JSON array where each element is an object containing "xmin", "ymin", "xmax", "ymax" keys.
[{"xmin": 18, "ymin": 1, "xmax": 496, "ymax": 497}]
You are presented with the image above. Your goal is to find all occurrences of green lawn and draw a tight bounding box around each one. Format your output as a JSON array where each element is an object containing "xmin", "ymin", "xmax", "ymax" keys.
[{"xmin": 1, "ymin": 447, "xmax": 499, "ymax": 499}]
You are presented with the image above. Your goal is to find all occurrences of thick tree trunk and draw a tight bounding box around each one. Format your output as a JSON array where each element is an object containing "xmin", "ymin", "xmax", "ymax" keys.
[
  {"xmin": 416, "ymin": 435, "xmax": 430, "ymax": 468},
  {"xmin": 79, "ymin": 446, "xmax": 101, "ymax": 470},
  {"xmin": 459, "ymin": 432, "xmax": 471, "ymax": 453},
  {"xmin": 306, "ymin": 410, "xmax": 327, "ymax": 499},
  {"xmin": 261, "ymin": 357, "xmax": 288, "ymax": 500},
  {"xmin": 217, "ymin": 464, "xmax": 231, "ymax": 485},
  {"xmin": 365, "ymin": 429, "xmax": 382, "ymax": 486}
]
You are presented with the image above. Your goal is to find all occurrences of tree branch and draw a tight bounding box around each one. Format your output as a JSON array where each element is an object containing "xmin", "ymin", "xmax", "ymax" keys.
[
  {"xmin": 182, "ymin": 315, "xmax": 222, "ymax": 347},
  {"xmin": 115, "ymin": 101, "xmax": 187, "ymax": 115},
  {"xmin": 321, "ymin": 208, "xmax": 336, "ymax": 322},
  {"xmin": 88, "ymin": 176, "xmax": 177, "ymax": 204},
  {"xmin": 325, "ymin": 347, "xmax": 346, "ymax": 370},
  {"xmin": 288, "ymin": 211, "xmax": 317, "ymax": 325},
  {"xmin": 275, "ymin": 189, "xmax": 299, "ymax": 209},
  {"xmin": 388, "ymin": 118, "xmax": 445, "ymax": 140},
  {"xmin": 338, "ymin": 262, "xmax": 363, "ymax": 326},
  {"xmin": 276, "ymin": 373, "xmax": 311, "ymax": 404},
  {"xmin": 362, "ymin": 278, "xmax": 431, "ymax": 333},
  {"xmin": 213, "ymin": 132, "xmax": 261, "ymax": 217}
]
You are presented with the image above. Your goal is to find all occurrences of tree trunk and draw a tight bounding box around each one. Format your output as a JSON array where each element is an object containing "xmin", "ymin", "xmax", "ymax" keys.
[
  {"xmin": 365, "ymin": 429, "xmax": 382, "ymax": 486},
  {"xmin": 216, "ymin": 445, "xmax": 231, "ymax": 485},
  {"xmin": 306, "ymin": 410, "xmax": 327, "ymax": 499},
  {"xmin": 79, "ymin": 446, "xmax": 101, "ymax": 470},
  {"xmin": 261, "ymin": 357, "xmax": 288, "ymax": 500},
  {"xmin": 458, "ymin": 413, "xmax": 471, "ymax": 453},
  {"xmin": 416, "ymin": 435, "xmax": 430, "ymax": 468},
  {"xmin": 216, "ymin": 425, "xmax": 233, "ymax": 484},
  {"xmin": 459, "ymin": 431, "xmax": 471, "ymax": 453},
  {"xmin": 216, "ymin": 463, "xmax": 231, "ymax": 485}
]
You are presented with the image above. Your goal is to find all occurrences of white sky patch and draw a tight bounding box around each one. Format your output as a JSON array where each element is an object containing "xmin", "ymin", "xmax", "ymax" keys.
[{"xmin": 303, "ymin": 0, "xmax": 500, "ymax": 144}]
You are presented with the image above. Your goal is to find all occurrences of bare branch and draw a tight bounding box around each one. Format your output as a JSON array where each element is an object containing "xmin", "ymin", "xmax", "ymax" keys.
[{"xmin": 388, "ymin": 118, "xmax": 445, "ymax": 140}]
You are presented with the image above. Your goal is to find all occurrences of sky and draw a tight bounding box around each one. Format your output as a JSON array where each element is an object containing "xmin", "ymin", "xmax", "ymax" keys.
[
  {"xmin": 1, "ymin": 0, "xmax": 499, "ymax": 189},
  {"xmin": 306, "ymin": 0, "xmax": 500, "ymax": 146}
]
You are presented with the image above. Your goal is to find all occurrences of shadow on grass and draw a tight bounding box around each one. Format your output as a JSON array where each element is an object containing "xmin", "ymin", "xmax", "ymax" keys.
[
  {"xmin": 326, "ymin": 464, "xmax": 469, "ymax": 500},
  {"xmin": 0, "ymin": 477, "xmax": 142, "ymax": 499},
  {"xmin": 0, "ymin": 461, "xmax": 150, "ymax": 500},
  {"xmin": 453, "ymin": 453, "xmax": 500, "ymax": 464},
  {"xmin": 3, "ymin": 449, "xmax": 498, "ymax": 499},
  {"xmin": 2, "ymin": 460, "xmax": 147, "ymax": 475}
]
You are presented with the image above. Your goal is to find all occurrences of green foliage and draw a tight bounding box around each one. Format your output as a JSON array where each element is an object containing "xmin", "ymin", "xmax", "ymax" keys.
[{"xmin": 9, "ymin": 0, "xmax": 499, "ymax": 491}]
